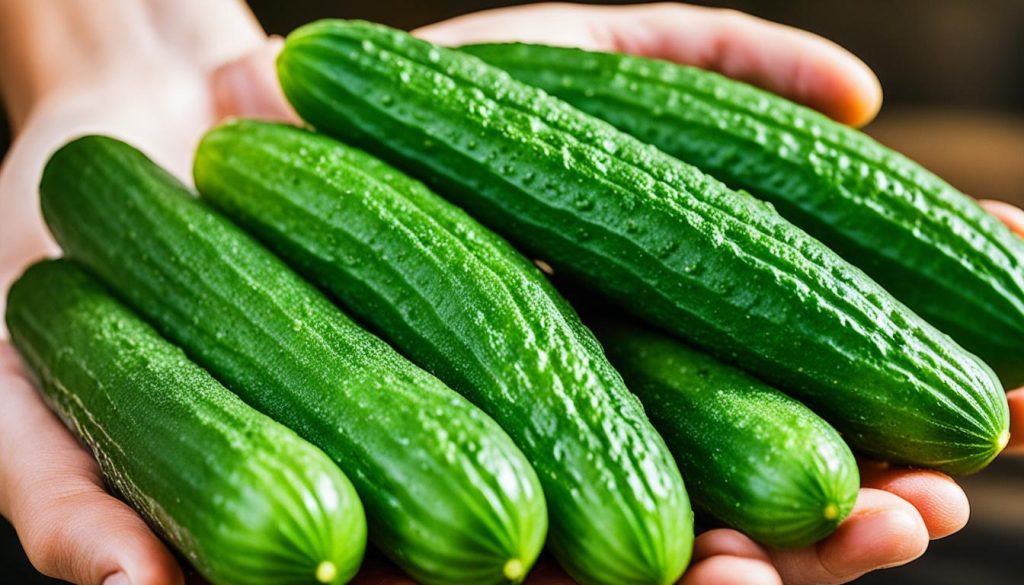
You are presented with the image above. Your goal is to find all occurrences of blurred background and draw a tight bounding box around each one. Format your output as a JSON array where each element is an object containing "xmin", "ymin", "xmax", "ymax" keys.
[{"xmin": 1, "ymin": 1, "xmax": 1022, "ymax": 583}]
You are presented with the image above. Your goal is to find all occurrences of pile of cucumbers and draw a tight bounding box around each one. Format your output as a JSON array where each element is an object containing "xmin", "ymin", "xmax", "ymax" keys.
[{"xmin": 6, "ymin": 19, "xmax": 1021, "ymax": 585}]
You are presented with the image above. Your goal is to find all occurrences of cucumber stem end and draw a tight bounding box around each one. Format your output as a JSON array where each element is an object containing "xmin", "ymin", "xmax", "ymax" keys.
[
  {"xmin": 503, "ymin": 558, "xmax": 525, "ymax": 582},
  {"xmin": 997, "ymin": 430, "xmax": 1011, "ymax": 452},
  {"xmin": 315, "ymin": 560, "xmax": 337, "ymax": 583},
  {"xmin": 822, "ymin": 503, "xmax": 840, "ymax": 521}
]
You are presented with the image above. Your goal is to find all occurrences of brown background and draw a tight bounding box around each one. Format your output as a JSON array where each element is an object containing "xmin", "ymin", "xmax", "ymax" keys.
[{"xmin": 2, "ymin": 1, "xmax": 1022, "ymax": 583}]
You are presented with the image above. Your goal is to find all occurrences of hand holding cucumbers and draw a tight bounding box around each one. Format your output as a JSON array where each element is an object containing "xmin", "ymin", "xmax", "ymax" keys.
[{"xmin": 4, "ymin": 2, "xmax": 1019, "ymax": 581}]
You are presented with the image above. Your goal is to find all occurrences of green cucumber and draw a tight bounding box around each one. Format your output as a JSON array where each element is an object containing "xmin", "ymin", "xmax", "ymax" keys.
[
  {"xmin": 40, "ymin": 135, "xmax": 547, "ymax": 585},
  {"xmin": 276, "ymin": 19, "xmax": 1010, "ymax": 474},
  {"xmin": 462, "ymin": 42, "xmax": 1024, "ymax": 388},
  {"xmin": 6, "ymin": 259, "xmax": 366, "ymax": 585},
  {"xmin": 593, "ymin": 319, "xmax": 858, "ymax": 548},
  {"xmin": 194, "ymin": 119, "xmax": 693, "ymax": 585}
]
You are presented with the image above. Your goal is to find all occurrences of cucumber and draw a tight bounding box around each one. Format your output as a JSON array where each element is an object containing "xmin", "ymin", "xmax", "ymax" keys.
[
  {"xmin": 276, "ymin": 19, "xmax": 1010, "ymax": 474},
  {"xmin": 194, "ymin": 120, "xmax": 693, "ymax": 585},
  {"xmin": 39, "ymin": 136, "xmax": 547, "ymax": 585},
  {"xmin": 462, "ymin": 42, "xmax": 1024, "ymax": 388},
  {"xmin": 5, "ymin": 259, "xmax": 366, "ymax": 585},
  {"xmin": 593, "ymin": 319, "xmax": 859, "ymax": 548}
]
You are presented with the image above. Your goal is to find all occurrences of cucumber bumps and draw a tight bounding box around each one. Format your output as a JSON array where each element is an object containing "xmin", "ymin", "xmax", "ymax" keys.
[
  {"xmin": 195, "ymin": 120, "xmax": 693, "ymax": 585},
  {"xmin": 463, "ymin": 43, "xmax": 1024, "ymax": 388},
  {"xmin": 276, "ymin": 20, "xmax": 1009, "ymax": 474},
  {"xmin": 6, "ymin": 260, "xmax": 366, "ymax": 585},
  {"xmin": 40, "ymin": 136, "xmax": 546, "ymax": 585},
  {"xmin": 595, "ymin": 320, "xmax": 858, "ymax": 548}
]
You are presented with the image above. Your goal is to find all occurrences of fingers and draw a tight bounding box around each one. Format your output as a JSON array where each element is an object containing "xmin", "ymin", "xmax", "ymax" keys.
[
  {"xmin": 415, "ymin": 2, "xmax": 882, "ymax": 126},
  {"xmin": 859, "ymin": 464, "xmax": 969, "ymax": 538},
  {"xmin": 692, "ymin": 528, "xmax": 772, "ymax": 563},
  {"xmin": 684, "ymin": 530, "xmax": 780, "ymax": 585},
  {"xmin": 0, "ymin": 343, "xmax": 183, "ymax": 585},
  {"xmin": 690, "ymin": 472, "xmax": 960, "ymax": 585},
  {"xmin": 415, "ymin": 3, "xmax": 623, "ymax": 48},
  {"xmin": 979, "ymin": 199, "xmax": 1024, "ymax": 238},
  {"xmin": 1006, "ymin": 388, "xmax": 1024, "ymax": 453},
  {"xmin": 681, "ymin": 556, "xmax": 783, "ymax": 585},
  {"xmin": 769, "ymin": 488, "xmax": 928, "ymax": 585},
  {"xmin": 211, "ymin": 36, "xmax": 299, "ymax": 124}
]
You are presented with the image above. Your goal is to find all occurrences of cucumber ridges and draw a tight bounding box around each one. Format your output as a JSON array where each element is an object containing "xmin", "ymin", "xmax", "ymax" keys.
[
  {"xmin": 277, "ymin": 20, "xmax": 1009, "ymax": 474},
  {"xmin": 39, "ymin": 135, "xmax": 547, "ymax": 585},
  {"xmin": 195, "ymin": 120, "xmax": 693, "ymax": 585}
]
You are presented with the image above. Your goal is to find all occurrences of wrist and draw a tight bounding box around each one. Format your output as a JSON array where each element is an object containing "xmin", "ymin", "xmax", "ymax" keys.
[{"xmin": 0, "ymin": 0, "xmax": 264, "ymax": 135}]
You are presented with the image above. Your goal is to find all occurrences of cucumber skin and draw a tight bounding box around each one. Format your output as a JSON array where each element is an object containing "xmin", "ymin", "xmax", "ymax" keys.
[
  {"xmin": 595, "ymin": 321, "xmax": 859, "ymax": 548},
  {"xmin": 277, "ymin": 19, "xmax": 1009, "ymax": 475},
  {"xmin": 462, "ymin": 42, "xmax": 1024, "ymax": 388},
  {"xmin": 39, "ymin": 136, "xmax": 547, "ymax": 585},
  {"xmin": 195, "ymin": 120, "xmax": 694, "ymax": 585},
  {"xmin": 6, "ymin": 260, "xmax": 367, "ymax": 585}
]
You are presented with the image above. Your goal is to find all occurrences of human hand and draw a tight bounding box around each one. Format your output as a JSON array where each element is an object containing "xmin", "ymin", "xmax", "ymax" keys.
[
  {"xmin": 0, "ymin": 2, "xmax": 290, "ymax": 584},
  {"xmin": 0, "ymin": 2, "xmax": 1007, "ymax": 585}
]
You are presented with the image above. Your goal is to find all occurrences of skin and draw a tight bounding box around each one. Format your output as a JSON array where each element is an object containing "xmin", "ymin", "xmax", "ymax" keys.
[{"xmin": 0, "ymin": 2, "xmax": 1019, "ymax": 584}]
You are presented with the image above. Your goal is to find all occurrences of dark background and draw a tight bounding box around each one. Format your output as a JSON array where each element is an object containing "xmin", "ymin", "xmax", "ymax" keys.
[{"xmin": 2, "ymin": 1, "xmax": 1023, "ymax": 583}]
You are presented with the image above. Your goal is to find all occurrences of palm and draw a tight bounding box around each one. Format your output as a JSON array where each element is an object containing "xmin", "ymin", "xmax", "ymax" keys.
[{"xmin": 0, "ymin": 57, "xmax": 222, "ymax": 308}]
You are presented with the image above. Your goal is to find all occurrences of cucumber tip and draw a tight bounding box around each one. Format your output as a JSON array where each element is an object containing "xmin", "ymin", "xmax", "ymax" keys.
[
  {"xmin": 822, "ymin": 503, "xmax": 840, "ymax": 521},
  {"xmin": 315, "ymin": 560, "xmax": 337, "ymax": 583},
  {"xmin": 503, "ymin": 558, "xmax": 525, "ymax": 582},
  {"xmin": 997, "ymin": 429, "xmax": 1011, "ymax": 452}
]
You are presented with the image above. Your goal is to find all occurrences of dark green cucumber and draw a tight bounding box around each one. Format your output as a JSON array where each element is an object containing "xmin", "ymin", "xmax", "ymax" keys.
[
  {"xmin": 462, "ymin": 42, "xmax": 1024, "ymax": 388},
  {"xmin": 40, "ymin": 136, "xmax": 547, "ymax": 585},
  {"xmin": 593, "ymin": 319, "xmax": 858, "ymax": 548},
  {"xmin": 194, "ymin": 120, "xmax": 693, "ymax": 585},
  {"xmin": 277, "ymin": 19, "xmax": 1010, "ymax": 474},
  {"xmin": 6, "ymin": 259, "xmax": 366, "ymax": 585}
]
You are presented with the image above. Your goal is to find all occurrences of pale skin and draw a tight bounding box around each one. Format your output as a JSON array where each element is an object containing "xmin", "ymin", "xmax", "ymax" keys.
[{"xmin": 0, "ymin": 2, "xmax": 1020, "ymax": 585}]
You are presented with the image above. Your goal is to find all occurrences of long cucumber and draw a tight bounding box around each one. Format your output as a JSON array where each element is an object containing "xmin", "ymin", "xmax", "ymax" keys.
[
  {"xmin": 463, "ymin": 42, "xmax": 1024, "ymax": 388},
  {"xmin": 593, "ymin": 319, "xmax": 859, "ymax": 548},
  {"xmin": 194, "ymin": 120, "xmax": 693, "ymax": 585},
  {"xmin": 39, "ymin": 135, "xmax": 547, "ymax": 585},
  {"xmin": 6, "ymin": 259, "xmax": 366, "ymax": 585}
]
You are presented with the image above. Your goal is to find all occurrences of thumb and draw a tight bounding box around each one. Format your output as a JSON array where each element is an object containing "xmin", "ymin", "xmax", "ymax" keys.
[
  {"xmin": 16, "ymin": 486, "xmax": 184, "ymax": 585},
  {"xmin": 210, "ymin": 36, "xmax": 299, "ymax": 124},
  {"xmin": 0, "ymin": 343, "xmax": 183, "ymax": 585},
  {"xmin": 978, "ymin": 199, "xmax": 1024, "ymax": 238},
  {"xmin": 1006, "ymin": 388, "xmax": 1024, "ymax": 453}
]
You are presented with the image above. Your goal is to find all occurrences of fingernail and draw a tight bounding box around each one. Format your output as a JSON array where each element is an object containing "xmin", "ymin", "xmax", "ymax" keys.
[{"xmin": 103, "ymin": 572, "xmax": 132, "ymax": 585}]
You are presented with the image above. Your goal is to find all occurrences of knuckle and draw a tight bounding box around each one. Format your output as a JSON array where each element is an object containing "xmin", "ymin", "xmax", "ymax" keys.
[{"xmin": 16, "ymin": 485, "xmax": 108, "ymax": 578}]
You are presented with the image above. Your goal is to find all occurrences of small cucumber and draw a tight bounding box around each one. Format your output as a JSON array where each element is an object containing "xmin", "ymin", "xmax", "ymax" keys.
[
  {"xmin": 39, "ymin": 136, "xmax": 547, "ymax": 585},
  {"xmin": 194, "ymin": 120, "xmax": 693, "ymax": 585},
  {"xmin": 462, "ymin": 42, "xmax": 1024, "ymax": 388},
  {"xmin": 594, "ymin": 319, "xmax": 859, "ymax": 548},
  {"xmin": 276, "ymin": 19, "xmax": 1009, "ymax": 474},
  {"xmin": 6, "ymin": 259, "xmax": 366, "ymax": 585}
]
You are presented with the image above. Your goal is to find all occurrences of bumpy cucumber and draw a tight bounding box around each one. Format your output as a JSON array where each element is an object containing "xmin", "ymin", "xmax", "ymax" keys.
[
  {"xmin": 40, "ymin": 136, "xmax": 547, "ymax": 585},
  {"xmin": 6, "ymin": 260, "xmax": 366, "ymax": 585},
  {"xmin": 277, "ymin": 19, "xmax": 1009, "ymax": 474},
  {"xmin": 594, "ymin": 320, "xmax": 858, "ymax": 548},
  {"xmin": 194, "ymin": 120, "xmax": 693, "ymax": 585},
  {"xmin": 463, "ymin": 42, "xmax": 1024, "ymax": 388}
]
